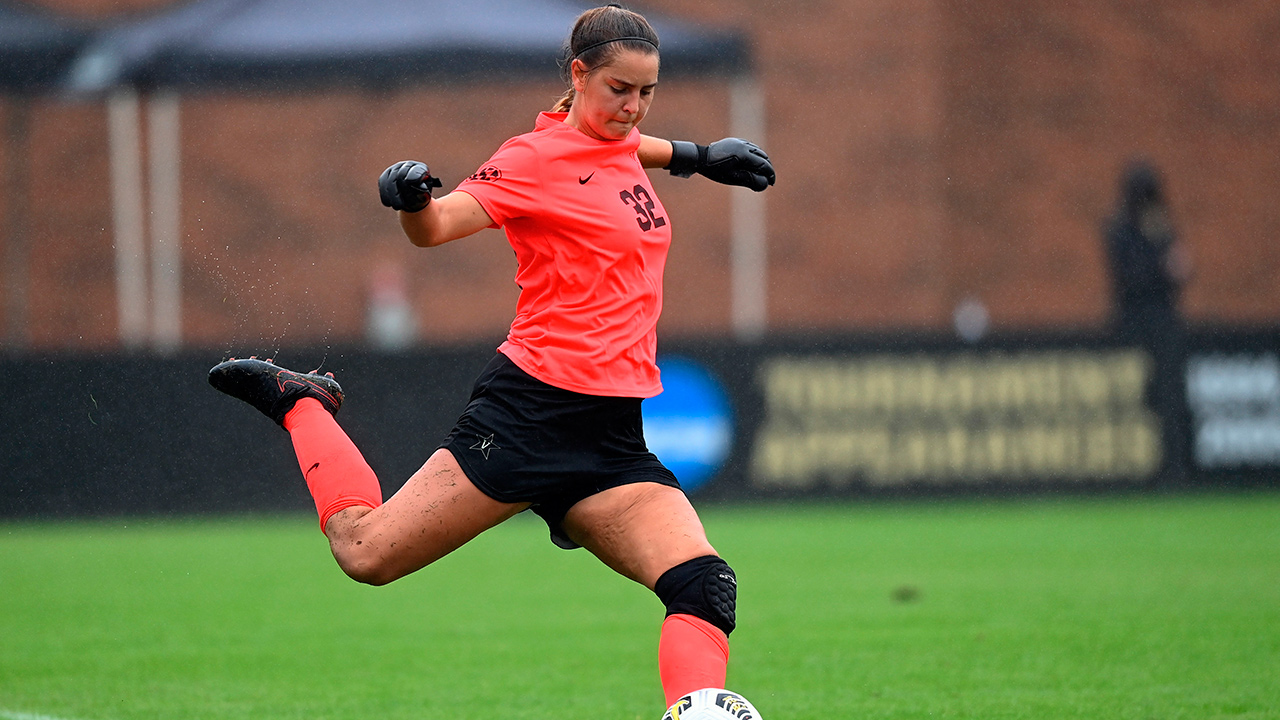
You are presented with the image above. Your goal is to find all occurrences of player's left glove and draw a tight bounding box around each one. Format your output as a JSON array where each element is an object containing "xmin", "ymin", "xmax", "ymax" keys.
[
  {"xmin": 378, "ymin": 160, "xmax": 443, "ymax": 213},
  {"xmin": 665, "ymin": 138, "xmax": 776, "ymax": 192}
]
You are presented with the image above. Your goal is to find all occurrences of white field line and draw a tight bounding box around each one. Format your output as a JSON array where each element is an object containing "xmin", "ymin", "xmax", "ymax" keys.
[{"xmin": 0, "ymin": 710, "xmax": 95, "ymax": 720}]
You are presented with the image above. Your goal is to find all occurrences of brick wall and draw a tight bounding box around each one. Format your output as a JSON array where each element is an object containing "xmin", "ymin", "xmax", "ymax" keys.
[
  {"xmin": 2, "ymin": 0, "xmax": 1277, "ymax": 351},
  {"xmin": 938, "ymin": 0, "xmax": 1280, "ymax": 328}
]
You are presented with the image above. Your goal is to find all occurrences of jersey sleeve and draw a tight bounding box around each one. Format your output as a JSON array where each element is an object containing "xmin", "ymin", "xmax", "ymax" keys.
[{"xmin": 455, "ymin": 136, "xmax": 543, "ymax": 227}]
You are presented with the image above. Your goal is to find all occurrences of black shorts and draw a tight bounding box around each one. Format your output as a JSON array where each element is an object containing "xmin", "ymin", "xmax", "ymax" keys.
[{"xmin": 440, "ymin": 353, "xmax": 681, "ymax": 549}]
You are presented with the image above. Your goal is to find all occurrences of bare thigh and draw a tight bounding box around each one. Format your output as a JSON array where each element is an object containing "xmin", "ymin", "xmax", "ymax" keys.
[
  {"xmin": 561, "ymin": 482, "xmax": 718, "ymax": 590},
  {"xmin": 325, "ymin": 448, "xmax": 528, "ymax": 585}
]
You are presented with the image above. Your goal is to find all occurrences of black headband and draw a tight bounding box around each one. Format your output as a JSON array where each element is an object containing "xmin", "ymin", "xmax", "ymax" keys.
[{"xmin": 573, "ymin": 36, "xmax": 659, "ymax": 60}]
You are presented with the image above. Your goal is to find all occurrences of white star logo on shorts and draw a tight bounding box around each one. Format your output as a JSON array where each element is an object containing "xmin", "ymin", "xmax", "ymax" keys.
[{"xmin": 470, "ymin": 433, "xmax": 501, "ymax": 459}]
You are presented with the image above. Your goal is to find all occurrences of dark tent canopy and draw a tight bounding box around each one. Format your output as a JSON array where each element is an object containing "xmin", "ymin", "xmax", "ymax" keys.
[
  {"xmin": 67, "ymin": 0, "xmax": 751, "ymax": 94},
  {"xmin": 0, "ymin": 0, "xmax": 91, "ymax": 93}
]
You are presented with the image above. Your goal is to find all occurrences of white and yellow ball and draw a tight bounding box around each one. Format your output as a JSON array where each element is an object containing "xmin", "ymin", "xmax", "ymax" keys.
[{"xmin": 662, "ymin": 688, "xmax": 761, "ymax": 720}]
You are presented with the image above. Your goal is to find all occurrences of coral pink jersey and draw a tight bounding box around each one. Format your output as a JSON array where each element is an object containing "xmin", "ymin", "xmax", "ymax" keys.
[{"xmin": 456, "ymin": 112, "xmax": 671, "ymax": 398}]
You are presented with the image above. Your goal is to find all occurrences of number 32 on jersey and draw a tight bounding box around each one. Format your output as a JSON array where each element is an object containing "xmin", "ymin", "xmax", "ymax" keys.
[{"xmin": 619, "ymin": 185, "xmax": 667, "ymax": 232}]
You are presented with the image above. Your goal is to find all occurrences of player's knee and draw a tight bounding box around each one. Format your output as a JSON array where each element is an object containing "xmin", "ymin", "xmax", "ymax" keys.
[
  {"xmin": 653, "ymin": 555, "xmax": 737, "ymax": 636},
  {"xmin": 334, "ymin": 549, "xmax": 390, "ymax": 586},
  {"xmin": 329, "ymin": 536, "xmax": 400, "ymax": 586}
]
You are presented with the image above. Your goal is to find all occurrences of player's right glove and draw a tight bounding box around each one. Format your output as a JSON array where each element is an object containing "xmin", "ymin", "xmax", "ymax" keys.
[
  {"xmin": 378, "ymin": 160, "xmax": 443, "ymax": 213},
  {"xmin": 665, "ymin": 138, "xmax": 776, "ymax": 192}
]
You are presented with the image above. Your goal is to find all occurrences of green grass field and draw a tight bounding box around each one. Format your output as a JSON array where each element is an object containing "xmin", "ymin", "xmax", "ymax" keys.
[{"xmin": 2, "ymin": 493, "xmax": 1278, "ymax": 720}]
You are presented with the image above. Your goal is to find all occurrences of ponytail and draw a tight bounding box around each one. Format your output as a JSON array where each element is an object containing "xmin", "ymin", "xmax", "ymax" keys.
[{"xmin": 552, "ymin": 87, "xmax": 575, "ymax": 113}]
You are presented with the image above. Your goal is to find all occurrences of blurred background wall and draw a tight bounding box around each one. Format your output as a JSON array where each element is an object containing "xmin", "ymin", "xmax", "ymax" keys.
[{"xmin": 1, "ymin": 0, "xmax": 1278, "ymax": 353}]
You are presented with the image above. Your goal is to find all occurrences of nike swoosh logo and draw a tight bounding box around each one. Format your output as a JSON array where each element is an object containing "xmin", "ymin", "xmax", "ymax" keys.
[{"xmin": 579, "ymin": 172, "xmax": 595, "ymax": 184}]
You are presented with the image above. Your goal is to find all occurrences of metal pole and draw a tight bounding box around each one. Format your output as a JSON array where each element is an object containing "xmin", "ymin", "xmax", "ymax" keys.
[
  {"xmin": 108, "ymin": 88, "xmax": 148, "ymax": 349},
  {"xmin": 4, "ymin": 100, "xmax": 31, "ymax": 348},
  {"xmin": 148, "ymin": 92, "xmax": 182, "ymax": 353},
  {"xmin": 729, "ymin": 77, "xmax": 767, "ymax": 342}
]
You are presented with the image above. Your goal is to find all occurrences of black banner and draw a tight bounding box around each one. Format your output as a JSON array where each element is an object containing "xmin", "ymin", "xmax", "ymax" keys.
[
  {"xmin": 2, "ymin": 329, "xmax": 1276, "ymax": 519},
  {"xmin": 1185, "ymin": 344, "xmax": 1280, "ymax": 473}
]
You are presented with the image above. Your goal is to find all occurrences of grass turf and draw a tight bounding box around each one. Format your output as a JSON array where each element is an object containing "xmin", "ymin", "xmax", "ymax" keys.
[{"xmin": 1, "ymin": 492, "xmax": 1278, "ymax": 720}]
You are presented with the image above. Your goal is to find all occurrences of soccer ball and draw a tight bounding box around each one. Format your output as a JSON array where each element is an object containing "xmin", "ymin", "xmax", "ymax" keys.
[{"xmin": 662, "ymin": 688, "xmax": 762, "ymax": 720}]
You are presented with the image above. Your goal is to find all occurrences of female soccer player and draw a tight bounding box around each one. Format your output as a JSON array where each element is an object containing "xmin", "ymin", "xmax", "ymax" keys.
[{"xmin": 209, "ymin": 3, "xmax": 774, "ymax": 708}]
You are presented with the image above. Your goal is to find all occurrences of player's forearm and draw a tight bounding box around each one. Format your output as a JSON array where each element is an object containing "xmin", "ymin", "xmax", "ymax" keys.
[
  {"xmin": 639, "ymin": 135, "xmax": 776, "ymax": 191},
  {"xmin": 639, "ymin": 134, "xmax": 674, "ymax": 169},
  {"xmin": 399, "ymin": 203, "xmax": 445, "ymax": 247},
  {"xmin": 399, "ymin": 191, "xmax": 492, "ymax": 248},
  {"xmin": 399, "ymin": 200, "xmax": 464, "ymax": 248}
]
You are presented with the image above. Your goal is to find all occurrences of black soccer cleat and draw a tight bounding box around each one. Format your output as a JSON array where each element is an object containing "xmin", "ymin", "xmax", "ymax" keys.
[{"xmin": 208, "ymin": 357, "xmax": 343, "ymax": 428}]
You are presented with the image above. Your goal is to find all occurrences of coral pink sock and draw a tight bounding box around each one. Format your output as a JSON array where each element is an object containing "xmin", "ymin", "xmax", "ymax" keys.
[
  {"xmin": 283, "ymin": 398, "xmax": 383, "ymax": 531},
  {"xmin": 658, "ymin": 614, "xmax": 730, "ymax": 707}
]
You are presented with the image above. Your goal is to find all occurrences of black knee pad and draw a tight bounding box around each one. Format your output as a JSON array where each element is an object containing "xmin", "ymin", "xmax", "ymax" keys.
[{"xmin": 654, "ymin": 555, "xmax": 737, "ymax": 636}]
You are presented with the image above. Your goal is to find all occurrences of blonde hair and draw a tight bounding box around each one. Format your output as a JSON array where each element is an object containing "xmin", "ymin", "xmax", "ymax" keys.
[{"xmin": 552, "ymin": 4, "xmax": 660, "ymax": 112}]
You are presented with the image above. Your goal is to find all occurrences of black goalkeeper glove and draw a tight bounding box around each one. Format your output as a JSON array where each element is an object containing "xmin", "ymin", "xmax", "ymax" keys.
[
  {"xmin": 378, "ymin": 160, "xmax": 443, "ymax": 213},
  {"xmin": 665, "ymin": 138, "xmax": 776, "ymax": 192}
]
